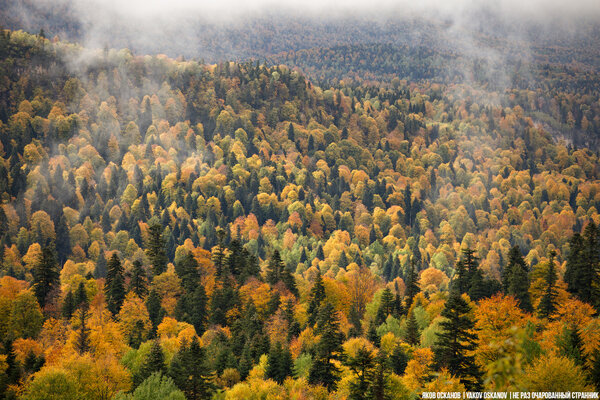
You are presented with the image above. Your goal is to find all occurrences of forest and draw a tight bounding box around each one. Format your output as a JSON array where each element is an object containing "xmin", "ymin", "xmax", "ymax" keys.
[{"xmin": 0, "ymin": 27, "xmax": 600, "ymax": 399}]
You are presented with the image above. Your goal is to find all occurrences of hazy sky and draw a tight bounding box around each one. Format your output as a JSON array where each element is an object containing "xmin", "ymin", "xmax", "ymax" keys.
[{"xmin": 28, "ymin": 0, "xmax": 600, "ymax": 24}]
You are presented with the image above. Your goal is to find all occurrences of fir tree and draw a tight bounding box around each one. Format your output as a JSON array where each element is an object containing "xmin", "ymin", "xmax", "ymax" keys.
[
  {"xmin": 405, "ymin": 311, "xmax": 420, "ymax": 346},
  {"xmin": 565, "ymin": 223, "xmax": 600, "ymax": 307},
  {"xmin": 367, "ymin": 351, "xmax": 391, "ymax": 400},
  {"xmin": 95, "ymin": 251, "xmax": 107, "ymax": 279},
  {"xmin": 307, "ymin": 270, "xmax": 326, "ymax": 326},
  {"xmin": 375, "ymin": 288, "xmax": 394, "ymax": 326},
  {"xmin": 308, "ymin": 302, "xmax": 344, "ymax": 391},
  {"xmin": 74, "ymin": 281, "xmax": 88, "ymax": 309},
  {"xmin": 345, "ymin": 346, "xmax": 375, "ymax": 400},
  {"xmin": 404, "ymin": 258, "xmax": 420, "ymax": 310},
  {"xmin": 32, "ymin": 245, "xmax": 60, "ymax": 309},
  {"xmin": 55, "ymin": 213, "xmax": 71, "ymax": 264},
  {"xmin": 147, "ymin": 223, "xmax": 168, "ymax": 276},
  {"xmin": 130, "ymin": 260, "xmax": 148, "ymax": 298},
  {"xmin": 169, "ymin": 336, "xmax": 215, "ymax": 400},
  {"xmin": 389, "ymin": 345, "xmax": 409, "ymax": 375},
  {"xmin": 538, "ymin": 251, "xmax": 558, "ymax": 319},
  {"xmin": 504, "ymin": 246, "xmax": 532, "ymax": 312},
  {"xmin": 266, "ymin": 342, "xmax": 293, "ymax": 384},
  {"xmin": 75, "ymin": 308, "xmax": 90, "ymax": 354},
  {"xmin": 62, "ymin": 291, "xmax": 75, "ymax": 320},
  {"xmin": 105, "ymin": 253, "xmax": 125, "ymax": 316},
  {"xmin": 146, "ymin": 289, "xmax": 164, "ymax": 335},
  {"xmin": 433, "ymin": 288, "xmax": 482, "ymax": 390},
  {"xmin": 137, "ymin": 340, "xmax": 166, "ymax": 386}
]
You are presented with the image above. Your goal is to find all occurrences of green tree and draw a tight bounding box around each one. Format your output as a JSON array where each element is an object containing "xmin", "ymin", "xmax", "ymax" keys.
[
  {"xmin": 307, "ymin": 270, "xmax": 326, "ymax": 326},
  {"xmin": 433, "ymin": 288, "xmax": 482, "ymax": 390},
  {"xmin": 32, "ymin": 245, "xmax": 60, "ymax": 309},
  {"xmin": 405, "ymin": 310, "xmax": 420, "ymax": 346},
  {"xmin": 169, "ymin": 337, "xmax": 215, "ymax": 400},
  {"xmin": 345, "ymin": 346, "xmax": 375, "ymax": 400},
  {"xmin": 538, "ymin": 251, "xmax": 558, "ymax": 319},
  {"xmin": 503, "ymin": 246, "xmax": 532, "ymax": 312},
  {"xmin": 116, "ymin": 372, "xmax": 185, "ymax": 400},
  {"xmin": 130, "ymin": 260, "xmax": 148, "ymax": 298},
  {"xmin": 266, "ymin": 341, "xmax": 293, "ymax": 384},
  {"xmin": 147, "ymin": 223, "xmax": 167, "ymax": 276},
  {"xmin": 404, "ymin": 258, "xmax": 420, "ymax": 310},
  {"xmin": 308, "ymin": 302, "xmax": 344, "ymax": 391},
  {"xmin": 105, "ymin": 253, "xmax": 126, "ymax": 316},
  {"xmin": 137, "ymin": 340, "xmax": 166, "ymax": 386}
]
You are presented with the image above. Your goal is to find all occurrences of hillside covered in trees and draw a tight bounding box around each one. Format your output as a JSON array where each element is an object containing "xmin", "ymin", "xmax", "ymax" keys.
[{"xmin": 0, "ymin": 28, "xmax": 600, "ymax": 399}]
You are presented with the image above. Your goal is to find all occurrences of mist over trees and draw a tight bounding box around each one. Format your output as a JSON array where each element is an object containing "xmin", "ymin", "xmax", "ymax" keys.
[{"xmin": 0, "ymin": 11, "xmax": 599, "ymax": 398}]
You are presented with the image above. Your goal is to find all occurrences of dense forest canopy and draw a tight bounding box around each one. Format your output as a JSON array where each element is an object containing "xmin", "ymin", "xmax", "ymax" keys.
[{"xmin": 0, "ymin": 6, "xmax": 599, "ymax": 398}]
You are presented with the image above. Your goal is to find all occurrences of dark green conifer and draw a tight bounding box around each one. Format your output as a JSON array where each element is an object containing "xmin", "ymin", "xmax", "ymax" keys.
[
  {"xmin": 433, "ymin": 288, "xmax": 482, "ymax": 390},
  {"xmin": 32, "ymin": 245, "xmax": 60, "ymax": 309},
  {"xmin": 307, "ymin": 270, "xmax": 326, "ymax": 326},
  {"xmin": 147, "ymin": 223, "xmax": 168, "ymax": 276}
]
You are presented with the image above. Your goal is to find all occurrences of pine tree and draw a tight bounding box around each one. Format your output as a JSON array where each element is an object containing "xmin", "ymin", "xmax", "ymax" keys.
[
  {"xmin": 405, "ymin": 311, "xmax": 420, "ymax": 346},
  {"xmin": 74, "ymin": 307, "xmax": 90, "ymax": 354},
  {"xmin": 558, "ymin": 324, "xmax": 585, "ymax": 366},
  {"xmin": 74, "ymin": 281, "xmax": 88, "ymax": 309},
  {"xmin": 32, "ymin": 245, "xmax": 60, "ymax": 309},
  {"xmin": 345, "ymin": 346, "xmax": 375, "ymax": 400},
  {"xmin": 146, "ymin": 289, "xmax": 164, "ymax": 335},
  {"xmin": 565, "ymin": 223, "xmax": 600, "ymax": 307},
  {"xmin": 308, "ymin": 302, "xmax": 344, "ymax": 391},
  {"xmin": 105, "ymin": 253, "xmax": 125, "ymax": 316},
  {"xmin": 55, "ymin": 213, "xmax": 71, "ymax": 264},
  {"xmin": 137, "ymin": 340, "xmax": 166, "ymax": 386},
  {"xmin": 95, "ymin": 251, "xmax": 107, "ymax": 278},
  {"xmin": 367, "ymin": 351, "xmax": 391, "ymax": 400},
  {"xmin": 433, "ymin": 288, "xmax": 482, "ymax": 390},
  {"xmin": 169, "ymin": 336, "xmax": 215, "ymax": 400},
  {"xmin": 130, "ymin": 260, "xmax": 148, "ymax": 298},
  {"xmin": 389, "ymin": 345, "xmax": 409, "ymax": 375},
  {"xmin": 62, "ymin": 291, "xmax": 75, "ymax": 320},
  {"xmin": 538, "ymin": 251, "xmax": 558, "ymax": 319},
  {"xmin": 504, "ymin": 246, "xmax": 532, "ymax": 312},
  {"xmin": 404, "ymin": 258, "xmax": 420, "ymax": 311},
  {"xmin": 307, "ymin": 270, "xmax": 326, "ymax": 326},
  {"xmin": 266, "ymin": 342, "xmax": 293, "ymax": 384},
  {"xmin": 375, "ymin": 288, "xmax": 394, "ymax": 326},
  {"xmin": 147, "ymin": 223, "xmax": 168, "ymax": 276}
]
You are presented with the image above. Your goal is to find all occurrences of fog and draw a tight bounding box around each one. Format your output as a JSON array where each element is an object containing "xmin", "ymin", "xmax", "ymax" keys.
[{"xmin": 6, "ymin": 0, "xmax": 599, "ymax": 60}]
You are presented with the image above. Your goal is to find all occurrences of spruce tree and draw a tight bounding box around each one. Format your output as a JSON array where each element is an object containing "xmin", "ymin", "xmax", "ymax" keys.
[
  {"xmin": 169, "ymin": 337, "xmax": 215, "ymax": 400},
  {"xmin": 308, "ymin": 302, "xmax": 344, "ymax": 391},
  {"xmin": 147, "ymin": 223, "xmax": 168, "ymax": 276},
  {"xmin": 74, "ymin": 281, "xmax": 88, "ymax": 309},
  {"xmin": 404, "ymin": 258, "xmax": 420, "ymax": 311},
  {"xmin": 565, "ymin": 223, "xmax": 600, "ymax": 307},
  {"xmin": 538, "ymin": 251, "xmax": 558, "ymax": 319},
  {"xmin": 62, "ymin": 291, "xmax": 75, "ymax": 320},
  {"xmin": 75, "ymin": 307, "xmax": 90, "ymax": 354},
  {"xmin": 307, "ymin": 270, "xmax": 326, "ymax": 326},
  {"xmin": 137, "ymin": 340, "xmax": 166, "ymax": 386},
  {"xmin": 433, "ymin": 288, "xmax": 482, "ymax": 390},
  {"xmin": 345, "ymin": 346, "xmax": 375, "ymax": 400},
  {"xmin": 146, "ymin": 289, "xmax": 164, "ymax": 335},
  {"xmin": 105, "ymin": 253, "xmax": 125, "ymax": 316},
  {"xmin": 55, "ymin": 213, "xmax": 71, "ymax": 264},
  {"xmin": 266, "ymin": 342, "xmax": 293, "ymax": 384},
  {"xmin": 367, "ymin": 351, "xmax": 391, "ymax": 400},
  {"xmin": 405, "ymin": 311, "xmax": 420, "ymax": 346},
  {"xmin": 504, "ymin": 246, "xmax": 532, "ymax": 312},
  {"xmin": 32, "ymin": 245, "xmax": 60, "ymax": 309},
  {"xmin": 375, "ymin": 288, "xmax": 394, "ymax": 326},
  {"xmin": 95, "ymin": 251, "xmax": 107, "ymax": 278},
  {"xmin": 130, "ymin": 260, "xmax": 148, "ymax": 298}
]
